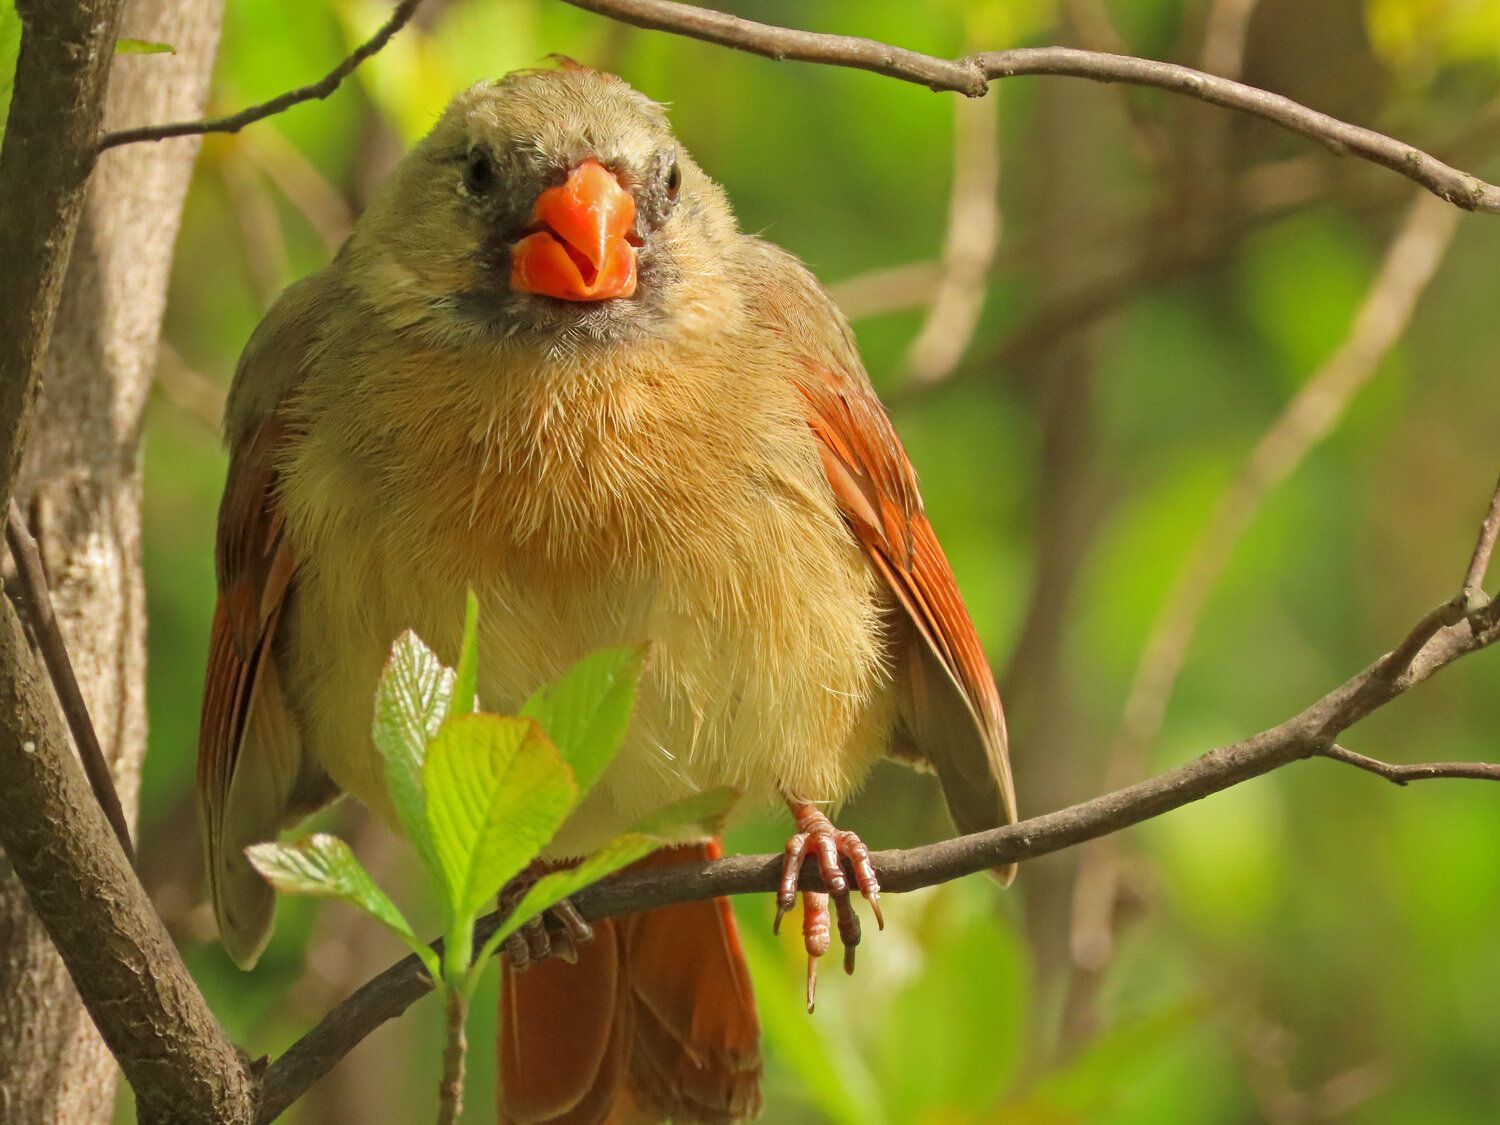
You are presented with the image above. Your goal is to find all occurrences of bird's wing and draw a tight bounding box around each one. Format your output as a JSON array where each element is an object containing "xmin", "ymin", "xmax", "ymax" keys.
[
  {"xmin": 198, "ymin": 277, "xmax": 334, "ymax": 968},
  {"xmin": 747, "ymin": 241, "xmax": 1018, "ymax": 856}
]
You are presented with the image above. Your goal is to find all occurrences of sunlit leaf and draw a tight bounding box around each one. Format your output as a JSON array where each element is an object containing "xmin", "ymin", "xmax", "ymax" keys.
[
  {"xmin": 245, "ymin": 834, "xmax": 437, "ymax": 977},
  {"xmin": 423, "ymin": 714, "xmax": 577, "ymax": 925},
  {"xmin": 519, "ymin": 644, "xmax": 646, "ymax": 797},
  {"xmin": 372, "ymin": 629, "xmax": 452, "ymax": 887}
]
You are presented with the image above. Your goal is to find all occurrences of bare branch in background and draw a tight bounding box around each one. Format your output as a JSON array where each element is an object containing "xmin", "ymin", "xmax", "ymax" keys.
[
  {"xmin": 4, "ymin": 503, "xmax": 134, "ymax": 862},
  {"xmin": 90, "ymin": 0, "xmax": 1500, "ymax": 215},
  {"xmin": 1067, "ymin": 191, "xmax": 1461, "ymax": 976},
  {"xmin": 154, "ymin": 342, "xmax": 229, "ymax": 432},
  {"xmin": 900, "ymin": 94, "xmax": 1002, "ymax": 386},
  {"xmin": 1201, "ymin": 0, "xmax": 1261, "ymax": 81},
  {"xmin": 561, "ymin": 2, "xmax": 1500, "ymax": 212},
  {"xmin": 237, "ymin": 125, "xmax": 357, "ymax": 252},
  {"xmin": 1462, "ymin": 471, "xmax": 1500, "ymax": 594},
  {"xmin": 96, "ymin": 0, "xmax": 425, "ymax": 151},
  {"xmin": 1062, "ymin": 0, "xmax": 1176, "ymax": 173},
  {"xmin": 828, "ymin": 261, "xmax": 942, "ymax": 322},
  {"xmin": 218, "ymin": 154, "xmax": 292, "ymax": 308}
]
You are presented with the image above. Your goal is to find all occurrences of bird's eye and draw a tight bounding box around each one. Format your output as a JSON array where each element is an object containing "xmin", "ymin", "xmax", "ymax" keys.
[
  {"xmin": 664, "ymin": 158, "xmax": 681, "ymax": 201},
  {"xmin": 463, "ymin": 150, "xmax": 496, "ymax": 196}
]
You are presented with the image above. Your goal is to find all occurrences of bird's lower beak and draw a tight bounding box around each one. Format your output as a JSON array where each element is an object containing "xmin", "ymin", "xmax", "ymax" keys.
[{"xmin": 510, "ymin": 159, "xmax": 638, "ymax": 301}]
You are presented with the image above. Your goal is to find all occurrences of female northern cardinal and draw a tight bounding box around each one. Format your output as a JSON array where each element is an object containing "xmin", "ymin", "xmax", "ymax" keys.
[{"xmin": 198, "ymin": 63, "xmax": 1016, "ymax": 1124}]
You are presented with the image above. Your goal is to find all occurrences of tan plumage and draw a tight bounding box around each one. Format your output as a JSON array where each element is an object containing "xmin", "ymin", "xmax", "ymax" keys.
[{"xmin": 198, "ymin": 64, "xmax": 1014, "ymax": 1124}]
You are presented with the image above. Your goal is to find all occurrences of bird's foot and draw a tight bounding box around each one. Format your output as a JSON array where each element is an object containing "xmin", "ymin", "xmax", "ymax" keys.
[
  {"xmin": 497, "ymin": 866, "xmax": 594, "ymax": 970},
  {"xmin": 773, "ymin": 802, "xmax": 883, "ymax": 1011}
]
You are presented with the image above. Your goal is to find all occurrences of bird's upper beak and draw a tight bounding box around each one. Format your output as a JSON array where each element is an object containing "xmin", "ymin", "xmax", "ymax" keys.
[{"xmin": 509, "ymin": 159, "xmax": 638, "ymax": 301}]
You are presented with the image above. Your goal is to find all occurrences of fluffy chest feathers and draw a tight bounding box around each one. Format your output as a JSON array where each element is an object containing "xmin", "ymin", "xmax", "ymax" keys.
[
  {"xmin": 276, "ymin": 327, "xmax": 895, "ymax": 849},
  {"xmin": 297, "ymin": 331, "xmax": 831, "ymax": 574}
]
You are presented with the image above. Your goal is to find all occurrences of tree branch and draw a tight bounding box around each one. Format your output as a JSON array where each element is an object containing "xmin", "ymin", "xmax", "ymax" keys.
[
  {"xmin": 1462, "ymin": 470, "xmax": 1500, "ymax": 595},
  {"xmin": 4, "ymin": 501, "xmax": 134, "ymax": 862},
  {"xmin": 0, "ymin": 597, "xmax": 255, "ymax": 1123},
  {"xmin": 0, "ymin": 3, "xmax": 257, "ymax": 1120},
  {"xmin": 254, "ymin": 590, "xmax": 1500, "ymax": 1122},
  {"xmin": 95, "ymin": 0, "xmax": 425, "ymax": 152},
  {"xmin": 560, "ymin": 2, "xmax": 1500, "ymax": 214},
  {"xmin": 0, "ymin": 0, "xmax": 119, "ymax": 508},
  {"xmin": 1318, "ymin": 744, "xmax": 1500, "ymax": 785}
]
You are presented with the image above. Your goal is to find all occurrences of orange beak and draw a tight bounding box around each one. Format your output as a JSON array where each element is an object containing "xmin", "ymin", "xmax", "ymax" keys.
[{"xmin": 509, "ymin": 159, "xmax": 638, "ymax": 301}]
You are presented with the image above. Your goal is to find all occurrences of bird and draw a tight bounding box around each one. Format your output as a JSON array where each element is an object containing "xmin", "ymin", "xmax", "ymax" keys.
[{"xmin": 197, "ymin": 61, "xmax": 1016, "ymax": 1125}]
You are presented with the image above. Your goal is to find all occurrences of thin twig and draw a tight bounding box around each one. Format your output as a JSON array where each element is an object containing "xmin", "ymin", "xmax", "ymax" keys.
[
  {"xmin": 254, "ymin": 593, "xmax": 1500, "ymax": 1122},
  {"xmin": 435, "ymin": 988, "xmax": 467, "ymax": 1125},
  {"xmin": 1462, "ymin": 471, "xmax": 1500, "ymax": 595},
  {"xmin": 96, "ymin": 0, "xmax": 425, "ymax": 152},
  {"xmin": 1318, "ymin": 744, "xmax": 1500, "ymax": 785},
  {"xmin": 560, "ymin": 2, "xmax": 1500, "ymax": 213},
  {"xmin": 4, "ymin": 502, "xmax": 134, "ymax": 862}
]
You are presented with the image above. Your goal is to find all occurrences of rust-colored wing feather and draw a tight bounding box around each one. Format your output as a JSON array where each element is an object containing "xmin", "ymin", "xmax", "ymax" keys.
[
  {"xmin": 748, "ymin": 241, "xmax": 1018, "ymax": 861},
  {"xmin": 197, "ymin": 416, "xmax": 314, "ymax": 968},
  {"xmin": 200, "ymin": 274, "xmax": 338, "ymax": 969}
]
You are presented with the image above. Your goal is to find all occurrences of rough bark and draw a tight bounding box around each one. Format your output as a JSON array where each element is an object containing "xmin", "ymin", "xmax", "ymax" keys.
[{"xmin": 0, "ymin": 0, "xmax": 225, "ymax": 1120}]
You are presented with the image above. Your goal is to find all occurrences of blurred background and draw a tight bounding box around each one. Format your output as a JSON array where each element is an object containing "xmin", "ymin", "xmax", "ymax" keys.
[{"xmin": 114, "ymin": 0, "xmax": 1500, "ymax": 1120}]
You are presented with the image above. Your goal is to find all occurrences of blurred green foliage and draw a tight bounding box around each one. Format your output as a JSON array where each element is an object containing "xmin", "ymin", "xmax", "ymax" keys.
[{"xmin": 101, "ymin": 0, "xmax": 1500, "ymax": 1120}]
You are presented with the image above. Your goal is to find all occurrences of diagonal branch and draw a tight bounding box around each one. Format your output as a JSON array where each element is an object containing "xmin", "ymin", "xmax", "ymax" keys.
[
  {"xmin": 96, "ymin": 0, "xmax": 425, "ymax": 152},
  {"xmin": 4, "ymin": 501, "xmax": 134, "ymax": 861},
  {"xmin": 0, "ymin": 596, "xmax": 255, "ymax": 1122},
  {"xmin": 1462, "ymin": 471, "xmax": 1500, "ymax": 595},
  {"xmin": 560, "ymin": 2, "xmax": 1500, "ymax": 213},
  {"xmin": 254, "ymin": 590, "xmax": 1500, "ymax": 1122}
]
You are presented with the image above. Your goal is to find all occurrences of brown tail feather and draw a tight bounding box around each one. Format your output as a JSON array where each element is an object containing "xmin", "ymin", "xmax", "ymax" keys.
[{"xmin": 498, "ymin": 841, "xmax": 763, "ymax": 1125}]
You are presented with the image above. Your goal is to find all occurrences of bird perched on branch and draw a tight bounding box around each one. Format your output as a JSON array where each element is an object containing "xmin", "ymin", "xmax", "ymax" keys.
[{"xmin": 198, "ymin": 61, "xmax": 1016, "ymax": 1125}]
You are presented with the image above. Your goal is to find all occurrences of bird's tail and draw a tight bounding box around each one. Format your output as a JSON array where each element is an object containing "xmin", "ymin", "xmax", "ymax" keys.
[{"xmin": 498, "ymin": 840, "xmax": 763, "ymax": 1125}]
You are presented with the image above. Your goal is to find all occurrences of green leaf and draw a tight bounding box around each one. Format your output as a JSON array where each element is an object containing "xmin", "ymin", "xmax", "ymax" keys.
[
  {"xmin": 475, "ymin": 787, "xmax": 739, "ymax": 967},
  {"xmin": 519, "ymin": 644, "xmax": 646, "ymax": 797},
  {"xmin": 372, "ymin": 629, "xmax": 453, "ymax": 887},
  {"xmin": 246, "ymin": 834, "xmax": 438, "ymax": 978},
  {"xmin": 448, "ymin": 588, "xmax": 480, "ymax": 719},
  {"xmin": 115, "ymin": 38, "xmax": 176, "ymax": 54},
  {"xmin": 423, "ymin": 714, "xmax": 577, "ymax": 925}
]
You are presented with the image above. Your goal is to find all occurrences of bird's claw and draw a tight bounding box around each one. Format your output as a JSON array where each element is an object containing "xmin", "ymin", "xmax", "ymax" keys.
[
  {"xmin": 498, "ymin": 869, "xmax": 594, "ymax": 971},
  {"xmin": 776, "ymin": 803, "xmax": 882, "ymax": 1011}
]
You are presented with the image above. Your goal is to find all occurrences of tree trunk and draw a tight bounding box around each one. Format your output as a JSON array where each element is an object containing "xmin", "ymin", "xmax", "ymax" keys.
[{"xmin": 0, "ymin": 1, "xmax": 223, "ymax": 1119}]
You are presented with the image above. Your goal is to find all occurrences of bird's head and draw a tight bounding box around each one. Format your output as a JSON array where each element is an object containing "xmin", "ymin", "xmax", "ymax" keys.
[{"xmin": 347, "ymin": 62, "xmax": 739, "ymax": 349}]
